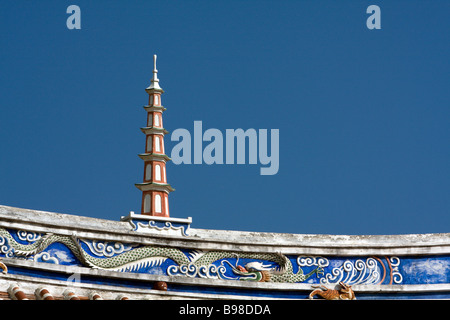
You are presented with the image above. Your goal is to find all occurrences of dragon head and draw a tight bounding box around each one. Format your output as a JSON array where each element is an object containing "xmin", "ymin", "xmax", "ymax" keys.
[{"xmin": 233, "ymin": 262, "xmax": 274, "ymax": 282}]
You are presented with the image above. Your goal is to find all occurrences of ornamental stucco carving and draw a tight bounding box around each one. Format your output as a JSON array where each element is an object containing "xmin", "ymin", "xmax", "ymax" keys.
[{"xmin": 2, "ymin": 226, "xmax": 448, "ymax": 288}]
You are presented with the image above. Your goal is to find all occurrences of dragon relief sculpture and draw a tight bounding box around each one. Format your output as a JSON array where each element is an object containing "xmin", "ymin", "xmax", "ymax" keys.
[
  {"xmin": 231, "ymin": 254, "xmax": 324, "ymax": 282},
  {"xmin": 0, "ymin": 227, "xmax": 323, "ymax": 283}
]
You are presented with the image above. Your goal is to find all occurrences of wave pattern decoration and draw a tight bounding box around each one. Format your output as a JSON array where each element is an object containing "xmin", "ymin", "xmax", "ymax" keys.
[{"xmin": 1, "ymin": 227, "xmax": 449, "ymax": 286}]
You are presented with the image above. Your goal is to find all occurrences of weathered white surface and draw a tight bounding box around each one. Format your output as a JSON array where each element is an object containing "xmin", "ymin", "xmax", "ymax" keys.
[
  {"xmin": 1, "ymin": 204, "xmax": 449, "ymax": 256},
  {"xmin": 3, "ymin": 257, "xmax": 450, "ymax": 297},
  {"xmin": 0, "ymin": 266, "xmax": 262, "ymax": 300}
]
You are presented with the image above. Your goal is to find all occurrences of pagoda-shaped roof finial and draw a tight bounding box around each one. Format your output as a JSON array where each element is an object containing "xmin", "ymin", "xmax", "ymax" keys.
[{"xmin": 146, "ymin": 54, "xmax": 163, "ymax": 92}]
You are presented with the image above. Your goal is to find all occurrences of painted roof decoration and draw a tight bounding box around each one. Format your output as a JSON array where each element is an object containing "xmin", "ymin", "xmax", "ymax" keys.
[{"xmin": 0, "ymin": 57, "xmax": 449, "ymax": 301}]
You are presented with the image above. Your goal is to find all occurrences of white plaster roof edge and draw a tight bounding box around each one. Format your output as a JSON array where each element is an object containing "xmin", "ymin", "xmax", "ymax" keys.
[
  {"xmin": 0, "ymin": 204, "xmax": 449, "ymax": 255},
  {"xmin": 3, "ymin": 258, "xmax": 450, "ymax": 295}
]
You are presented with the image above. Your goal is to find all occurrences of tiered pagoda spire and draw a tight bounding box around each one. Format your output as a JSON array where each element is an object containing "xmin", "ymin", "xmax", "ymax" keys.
[{"xmin": 135, "ymin": 55, "xmax": 174, "ymax": 217}]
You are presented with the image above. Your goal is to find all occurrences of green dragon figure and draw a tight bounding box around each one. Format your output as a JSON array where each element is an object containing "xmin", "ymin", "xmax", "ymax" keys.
[{"xmin": 0, "ymin": 227, "xmax": 322, "ymax": 283}]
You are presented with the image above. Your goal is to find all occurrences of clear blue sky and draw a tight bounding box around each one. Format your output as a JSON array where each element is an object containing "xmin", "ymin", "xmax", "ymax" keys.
[{"xmin": 1, "ymin": 1, "xmax": 449, "ymax": 235}]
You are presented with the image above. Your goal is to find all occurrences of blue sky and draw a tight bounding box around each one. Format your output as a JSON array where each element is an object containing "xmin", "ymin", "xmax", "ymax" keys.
[{"xmin": 0, "ymin": 1, "xmax": 449, "ymax": 235}]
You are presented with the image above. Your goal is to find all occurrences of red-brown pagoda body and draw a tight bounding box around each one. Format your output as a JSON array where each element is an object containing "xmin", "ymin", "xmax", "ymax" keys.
[{"xmin": 135, "ymin": 55, "xmax": 174, "ymax": 217}]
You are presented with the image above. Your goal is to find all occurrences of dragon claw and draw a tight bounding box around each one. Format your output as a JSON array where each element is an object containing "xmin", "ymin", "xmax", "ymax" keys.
[{"xmin": 315, "ymin": 267, "xmax": 324, "ymax": 278}]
